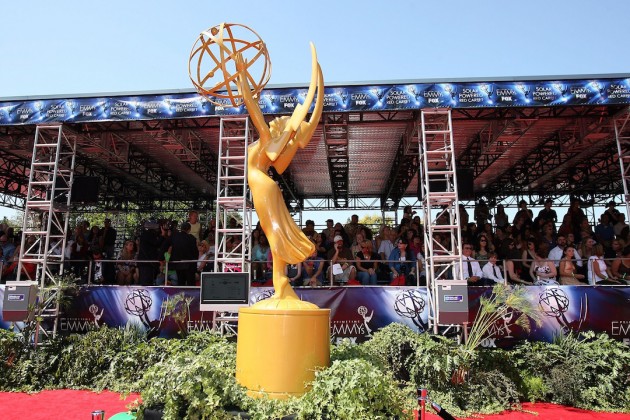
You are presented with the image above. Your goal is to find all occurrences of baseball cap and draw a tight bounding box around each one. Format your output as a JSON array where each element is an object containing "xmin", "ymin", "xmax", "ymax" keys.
[{"xmin": 334, "ymin": 235, "xmax": 343, "ymax": 242}]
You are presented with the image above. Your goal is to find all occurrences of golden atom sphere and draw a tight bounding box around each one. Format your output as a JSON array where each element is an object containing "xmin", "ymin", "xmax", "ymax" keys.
[{"xmin": 188, "ymin": 23, "xmax": 272, "ymax": 107}]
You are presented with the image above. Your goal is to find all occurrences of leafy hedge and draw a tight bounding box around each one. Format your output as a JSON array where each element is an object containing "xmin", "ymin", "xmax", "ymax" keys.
[{"xmin": 1, "ymin": 324, "xmax": 629, "ymax": 419}]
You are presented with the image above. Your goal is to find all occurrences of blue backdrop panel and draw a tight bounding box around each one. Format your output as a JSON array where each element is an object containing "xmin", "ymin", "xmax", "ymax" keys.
[{"xmin": 1, "ymin": 285, "xmax": 629, "ymax": 346}]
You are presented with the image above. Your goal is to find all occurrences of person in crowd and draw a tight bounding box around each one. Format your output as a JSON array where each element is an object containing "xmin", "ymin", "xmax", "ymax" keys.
[
  {"xmin": 195, "ymin": 240, "xmax": 213, "ymax": 283},
  {"xmin": 302, "ymin": 219, "xmax": 316, "ymax": 238},
  {"xmin": 558, "ymin": 246, "xmax": 586, "ymax": 285},
  {"xmin": 608, "ymin": 238, "xmax": 626, "ymax": 260},
  {"xmin": 71, "ymin": 233, "xmax": 90, "ymax": 280},
  {"xmin": 540, "ymin": 222, "xmax": 556, "ymax": 250},
  {"xmin": 327, "ymin": 234, "xmax": 356, "ymax": 284},
  {"xmin": 537, "ymin": 199, "xmax": 558, "ymax": 228},
  {"xmin": 566, "ymin": 232, "xmax": 578, "ymax": 249},
  {"xmin": 579, "ymin": 236, "xmax": 597, "ymax": 262},
  {"xmin": 530, "ymin": 243, "xmax": 558, "ymax": 285},
  {"xmin": 355, "ymin": 240, "xmax": 379, "ymax": 285},
  {"xmin": 409, "ymin": 234, "xmax": 423, "ymax": 258},
  {"xmin": 0, "ymin": 234, "xmax": 15, "ymax": 265},
  {"xmin": 202, "ymin": 218, "xmax": 217, "ymax": 243},
  {"xmin": 87, "ymin": 225, "xmax": 101, "ymax": 251},
  {"xmin": 504, "ymin": 244, "xmax": 532, "ymax": 285},
  {"xmin": 456, "ymin": 242, "xmax": 493, "ymax": 286},
  {"xmin": 494, "ymin": 204, "xmax": 509, "ymax": 229},
  {"xmin": 474, "ymin": 234, "xmax": 492, "ymax": 268},
  {"xmin": 98, "ymin": 218, "xmax": 117, "ymax": 258},
  {"xmin": 595, "ymin": 213, "xmax": 615, "ymax": 251},
  {"xmin": 251, "ymin": 234, "xmax": 271, "ymax": 281},
  {"xmin": 611, "ymin": 245, "xmax": 630, "ymax": 282},
  {"xmin": 98, "ymin": 218, "xmax": 117, "ymax": 283},
  {"xmin": 388, "ymin": 237, "xmax": 416, "ymax": 286},
  {"xmin": 403, "ymin": 205, "xmax": 416, "ymax": 220},
  {"xmin": 520, "ymin": 237, "xmax": 539, "ymax": 282},
  {"xmin": 567, "ymin": 199, "xmax": 586, "ymax": 238},
  {"xmin": 614, "ymin": 213, "xmax": 628, "ymax": 238},
  {"xmin": 589, "ymin": 243, "xmax": 620, "ymax": 285},
  {"xmin": 377, "ymin": 226, "xmax": 395, "ymax": 261},
  {"xmin": 286, "ymin": 261, "xmax": 302, "ymax": 287},
  {"xmin": 311, "ymin": 232, "xmax": 327, "ymax": 259},
  {"xmin": 514, "ymin": 200, "xmax": 533, "ymax": 226},
  {"xmin": 332, "ymin": 223, "xmax": 351, "ymax": 248},
  {"xmin": 91, "ymin": 247, "xmax": 105, "ymax": 284},
  {"xmin": 351, "ymin": 231, "xmax": 365, "ymax": 257},
  {"xmin": 548, "ymin": 234, "xmax": 582, "ymax": 270},
  {"xmin": 302, "ymin": 247, "xmax": 324, "ymax": 286},
  {"xmin": 474, "ymin": 199, "xmax": 491, "ymax": 229},
  {"xmin": 603, "ymin": 201, "xmax": 621, "ymax": 225},
  {"xmin": 188, "ymin": 210, "xmax": 201, "ymax": 243},
  {"xmin": 557, "ymin": 213, "xmax": 573, "ymax": 237},
  {"xmin": 321, "ymin": 218, "xmax": 335, "ymax": 247},
  {"xmin": 116, "ymin": 240, "xmax": 138, "ymax": 285},
  {"xmin": 344, "ymin": 214, "xmax": 361, "ymax": 242},
  {"xmin": 481, "ymin": 252, "xmax": 504, "ymax": 284},
  {"xmin": 137, "ymin": 220, "xmax": 165, "ymax": 286},
  {"xmin": 2, "ymin": 239, "xmax": 36, "ymax": 281},
  {"xmin": 165, "ymin": 222, "xmax": 198, "ymax": 286}
]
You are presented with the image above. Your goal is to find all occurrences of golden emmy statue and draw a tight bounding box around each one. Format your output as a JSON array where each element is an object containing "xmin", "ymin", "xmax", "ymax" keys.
[{"xmin": 189, "ymin": 23, "xmax": 330, "ymax": 399}]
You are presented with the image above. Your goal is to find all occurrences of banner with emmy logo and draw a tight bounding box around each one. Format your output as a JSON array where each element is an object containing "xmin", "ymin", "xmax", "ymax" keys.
[
  {"xmin": 2, "ymin": 77, "xmax": 629, "ymax": 126},
  {"xmin": 1, "ymin": 285, "xmax": 629, "ymax": 346}
]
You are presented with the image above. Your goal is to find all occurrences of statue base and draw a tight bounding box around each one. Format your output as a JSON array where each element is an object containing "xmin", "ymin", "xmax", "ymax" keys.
[{"xmin": 235, "ymin": 299, "xmax": 330, "ymax": 399}]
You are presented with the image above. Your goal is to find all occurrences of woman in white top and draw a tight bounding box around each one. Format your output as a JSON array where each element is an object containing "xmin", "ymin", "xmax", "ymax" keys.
[
  {"xmin": 588, "ymin": 243, "xmax": 620, "ymax": 285},
  {"xmin": 530, "ymin": 243, "xmax": 558, "ymax": 285}
]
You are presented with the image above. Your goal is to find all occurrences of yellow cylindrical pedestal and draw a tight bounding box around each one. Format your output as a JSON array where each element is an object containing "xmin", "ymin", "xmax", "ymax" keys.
[{"xmin": 235, "ymin": 304, "xmax": 330, "ymax": 399}]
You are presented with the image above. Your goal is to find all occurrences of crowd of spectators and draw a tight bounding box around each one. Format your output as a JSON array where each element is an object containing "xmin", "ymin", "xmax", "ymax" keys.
[{"xmin": 1, "ymin": 198, "xmax": 629, "ymax": 287}]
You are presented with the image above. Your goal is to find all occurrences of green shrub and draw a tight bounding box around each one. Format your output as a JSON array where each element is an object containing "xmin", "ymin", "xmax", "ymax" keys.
[
  {"xmin": 297, "ymin": 359, "xmax": 412, "ymax": 420},
  {"xmin": 57, "ymin": 325, "xmax": 147, "ymax": 389},
  {"xmin": 136, "ymin": 339, "xmax": 244, "ymax": 420},
  {"xmin": 512, "ymin": 331, "xmax": 630, "ymax": 412},
  {"xmin": 361, "ymin": 323, "xmax": 457, "ymax": 389},
  {"xmin": 521, "ymin": 374, "xmax": 547, "ymax": 402}
]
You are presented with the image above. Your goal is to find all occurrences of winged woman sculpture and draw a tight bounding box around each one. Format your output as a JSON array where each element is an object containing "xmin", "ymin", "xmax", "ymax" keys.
[{"xmin": 235, "ymin": 44, "xmax": 324, "ymax": 304}]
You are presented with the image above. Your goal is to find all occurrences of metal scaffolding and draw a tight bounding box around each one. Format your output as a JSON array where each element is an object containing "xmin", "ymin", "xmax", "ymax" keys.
[
  {"xmin": 418, "ymin": 109, "xmax": 465, "ymax": 333},
  {"xmin": 212, "ymin": 117, "xmax": 253, "ymax": 334},
  {"xmin": 17, "ymin": 125, "xmax": 76, "ymax": 340}
]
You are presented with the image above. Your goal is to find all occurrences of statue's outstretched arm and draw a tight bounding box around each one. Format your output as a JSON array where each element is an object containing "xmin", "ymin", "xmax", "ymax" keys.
[
  {"xmin": 265, "ymin": 43, "xmax": 321, "ymax": 161},
  {"xmin": 235, "ymin": 53, "xmax": 270, "ymax": 142}
]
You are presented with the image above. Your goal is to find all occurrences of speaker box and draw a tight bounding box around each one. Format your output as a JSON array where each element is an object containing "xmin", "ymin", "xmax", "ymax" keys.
[
  {"xmin": 71, "ymin": 176, "xmax": 99, "ymax": 203},
  {"xmin": 418, "ymin": 167, "xmax": 475, "ymax": 200},
  {"xmin": 457, "ymin": 168, "xmax": 474, "ymax": 200}
]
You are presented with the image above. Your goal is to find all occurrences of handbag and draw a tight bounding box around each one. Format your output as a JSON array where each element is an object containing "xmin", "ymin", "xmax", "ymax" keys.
[{"xmin": 390, "ymin": 274, "xmax": 406, "ymax": 286}]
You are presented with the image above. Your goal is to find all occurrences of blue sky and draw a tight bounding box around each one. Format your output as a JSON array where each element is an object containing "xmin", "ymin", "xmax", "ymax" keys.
[{"xmin": 1, "ymin": 0, "xmax": 629, "ymax": 223}]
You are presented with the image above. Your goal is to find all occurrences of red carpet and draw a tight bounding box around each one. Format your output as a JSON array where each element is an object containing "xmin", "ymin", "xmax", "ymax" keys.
[
  {"xmin": 0, "ymin": 390, "xmax": 140, "ymax": 420},
  {"xmin": 0, "ymin": 391, "xmax": 629, "ymax": 419},
  {"xmin": 422, "ymin": 402, "xmax": 630, "ymax": 419}
]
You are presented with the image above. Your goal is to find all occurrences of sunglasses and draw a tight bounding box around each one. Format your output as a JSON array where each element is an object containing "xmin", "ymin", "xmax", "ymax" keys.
[{"xmin": 464, "ymin": 246, "xmax": 473, "ymax": 250}]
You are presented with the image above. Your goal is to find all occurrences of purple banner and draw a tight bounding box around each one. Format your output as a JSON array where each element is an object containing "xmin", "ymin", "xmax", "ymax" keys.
[{"xmin": 1, "ymin": 285, "xmax": 629, "ymax": 346}]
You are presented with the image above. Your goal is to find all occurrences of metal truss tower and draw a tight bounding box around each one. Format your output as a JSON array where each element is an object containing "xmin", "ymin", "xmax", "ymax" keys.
[
  {"xmin": 214, "ymin": 117, "xmax": 253, "ymax": 274},
  {"xmin": 212, "ymin": 117, "xmax": 253, "ymax": 335},
  {"xmin": 614, "ymin": 107, "xmax": 630, "ymax": 219},
  {"xmin": 418, "ymin": 109, "xmax": 465, "ymax": 333},
  {"xmin": 17, "ymin": 125, "xmax": 76, "ymax": 340}
]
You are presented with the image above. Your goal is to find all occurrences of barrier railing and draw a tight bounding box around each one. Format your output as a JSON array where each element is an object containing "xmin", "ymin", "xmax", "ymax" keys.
[{"xmin": 1, "ymin": 255, "xmax": 628, "ymax": 287}]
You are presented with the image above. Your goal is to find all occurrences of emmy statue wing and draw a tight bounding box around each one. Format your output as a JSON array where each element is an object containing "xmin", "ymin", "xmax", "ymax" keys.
[
  {"xmin": 235, "ymin": 53, "xmax": 270, "ymax": 142},
  {"xmin": 295, "ymin": 63, "xmax": 324, "ymax": 148},
  {"xmin": 265, "ymin": 43, "xmax": 320, "ymax": 161}
]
